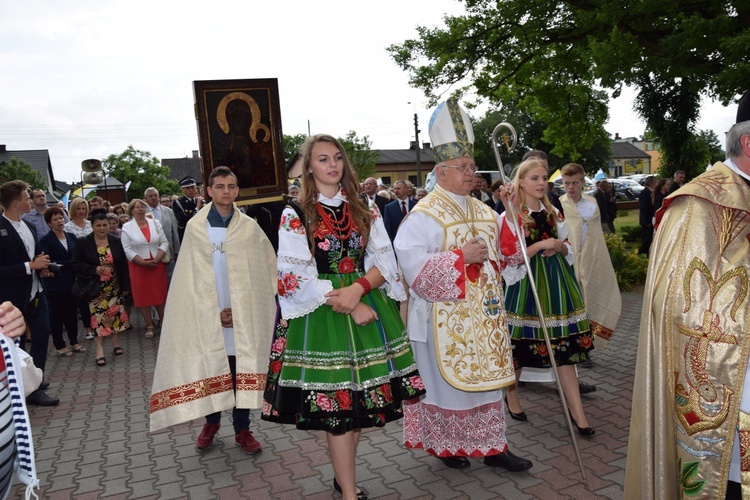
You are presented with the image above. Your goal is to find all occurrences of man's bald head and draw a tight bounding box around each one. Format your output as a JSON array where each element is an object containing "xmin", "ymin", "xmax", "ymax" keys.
[{"xmin": 363, "ymin": 177, "xmax": 378, "ymax": 196}]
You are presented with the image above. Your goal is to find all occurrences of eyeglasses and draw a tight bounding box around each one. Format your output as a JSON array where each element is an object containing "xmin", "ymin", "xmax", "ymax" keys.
[{"xmin": 439, "ymin": 163, "xmax": 478, "ymax": 174}]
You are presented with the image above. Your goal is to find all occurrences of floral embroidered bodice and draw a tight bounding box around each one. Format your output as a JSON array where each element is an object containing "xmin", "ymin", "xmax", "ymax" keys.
[{"xmin": 311, "ymin": 203, "xmax": 364, "ymax": 275}]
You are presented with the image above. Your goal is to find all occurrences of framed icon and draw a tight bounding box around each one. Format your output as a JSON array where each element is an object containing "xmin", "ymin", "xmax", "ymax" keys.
[{"xmin": 194, "ymin": 78, "xmax": 286, "ymax": 204}]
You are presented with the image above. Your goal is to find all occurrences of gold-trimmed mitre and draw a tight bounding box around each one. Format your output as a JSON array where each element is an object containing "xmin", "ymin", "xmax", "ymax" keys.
[{"xmin": 429, "ymin": 97, "xmax": 475, "ymax": 162}]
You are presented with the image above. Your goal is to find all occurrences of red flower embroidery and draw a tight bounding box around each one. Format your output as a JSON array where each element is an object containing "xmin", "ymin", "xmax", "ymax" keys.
[
  {"xmin": 537, "ymin": 344, "xmax": 548, "ymax": 356},
  {"xmin": 289, "ymin": 218, "xmax": 302, "ymax": 230},
  {"xmin": 283, "ymin": 274, "xmax": 299, "ymax": 291},
  {"xmin": 381, "ymin": 383, "xmax": 392, "ymax": 402},
  {"xmin": 316, "ymin": 393, "xmax": 333, "ymax": 411},
  {"xmin": 338, "ymin": 257, "xmax": 355, "ymax": 274},
  {"xmin": 277, "ymin": 279, "xmax": 286, "ymax": 296},
  {"xmin": 410, "ymin": 376, "xmax": 425, "ymax": 391},
  {"xmin": 270, "ymin": 361, "xmax": 282, "ymax": 374},
  {"xmin": 578, "ymin": 335, "xmax": 593, "ymax": 349},
  {"xmin": 335, "ymin": 390, "xmax": 352, "ymax": 410}
]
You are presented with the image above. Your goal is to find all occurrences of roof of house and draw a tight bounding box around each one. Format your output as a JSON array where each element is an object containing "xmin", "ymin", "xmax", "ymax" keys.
[
  {"xmin": 377, "ymin": 148, "xmax": 436, "ymax": 164},
  {"xmin": 0, "ymin": 148, "xmax": 55, "ymax": 190},
  {"xmin": 611, "ymin": 142, "xmax": 651, "ymax": 159},
  {"xmin": 162, "ymin": 157, "xmax": 203, "ymax": 184}
]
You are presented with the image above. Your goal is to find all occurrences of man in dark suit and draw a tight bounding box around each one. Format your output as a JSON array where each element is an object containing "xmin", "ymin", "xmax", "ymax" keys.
[
  {"xmin": 638, "ymin": 176, "xmax": 657, "ymax": 256},
  {"xmin": 0, "ymin": 180, "xmax": 59, "ymax": 406},
  {"xmin": 383, "ymin": 180, "xmax": 417, "ymax": 242},
  {"xmin": 172, "ymin": 176, "xmax": 202, "ymax": 242},
  {"xmin": 363, "ymin": 177, "xmax": 388, "ymax": 214}
]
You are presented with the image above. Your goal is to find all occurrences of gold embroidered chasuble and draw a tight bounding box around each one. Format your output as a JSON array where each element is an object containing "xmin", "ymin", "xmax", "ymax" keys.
[
  {"xmin": 149, "ymin": 203, "xmax": 277, "ymax": 432},
  {"xmin": 410, "ymin": 186, "xmax": 515, "ymax": 392},
  {"xmin": 559, "ymin": 193, "xmax": 621, "ymax": 349},
  {"xmin": 625, "ymin": 163, "xmax": 750, "ymax": 499}
]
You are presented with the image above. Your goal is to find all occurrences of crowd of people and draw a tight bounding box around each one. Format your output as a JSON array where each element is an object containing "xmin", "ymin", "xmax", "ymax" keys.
[{"xmin": 1, "ymin": 90, "xmax": 748, "ymax": 499}]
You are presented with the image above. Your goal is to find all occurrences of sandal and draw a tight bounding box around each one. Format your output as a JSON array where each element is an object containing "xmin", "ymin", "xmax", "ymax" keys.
[
  {"xmin": 95, "ymin": 357, "xmax": 106, "ymax": 366},
  {"xmin": 56, "ymin": 349, "xmax": 73, "ymax": 357},
  {"xmin": 113, "ymin": 346, "xmax": 124, "ymax": 356},
  {"xmin": 71, "ymin": 344, "xmax": 88, "ymax": 353},
  {"xmin": 145, "ymin": 326, "xmax": 154, "ymax": 339}
]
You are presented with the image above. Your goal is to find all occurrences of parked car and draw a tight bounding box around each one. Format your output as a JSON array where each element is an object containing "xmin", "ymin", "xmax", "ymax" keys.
[
  {"xmin": 584, "ymin": 179, "xmax": 637, "ymax": 201},
  {"xmin": 618, "ymin": 174, "xmax": 650, "ymax": 186},
  {"xmin": 616, "ymin": 178, "xmax": 645, "ymax": 196}
]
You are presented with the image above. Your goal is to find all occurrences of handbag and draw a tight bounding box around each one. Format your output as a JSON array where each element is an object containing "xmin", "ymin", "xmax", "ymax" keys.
[
  {"xmin": 72, "ymin": 274, "xmax": 101, "ymax": 300},
  {"xmin": 162, "ymin": 245, "xmax": 172, "ymax": 264},
  {"xmin": 14, "ymin": 345, "xmax": 43, "ymax": 397}
]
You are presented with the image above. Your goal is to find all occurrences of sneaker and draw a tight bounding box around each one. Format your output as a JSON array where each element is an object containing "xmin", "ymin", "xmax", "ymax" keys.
[
  {"xmin": 196, "ymin": 423, "xmax": 220, "ymax": 450},
  {"xmin": 235, "ymin": 430, "xmax": 262, "ymax": 454},
  {"xmin": 85, "ymin": 330, "xmax": 94, "ymax": 340}
]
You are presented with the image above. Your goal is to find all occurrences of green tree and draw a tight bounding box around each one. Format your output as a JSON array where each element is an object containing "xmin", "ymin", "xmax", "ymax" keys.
[
  {"xmin": 283, "ymin": 133, "xmax": 308, "ymax": 166},
  {"xmin": 389, "ymin": 0, "xmax": 748, "ymax": 178},
  {"xmin": 338, "ymin": 131, "xmax": 378, "ymax": 181},
  {"xmin": 102, "ymin": 145, "xmax": 179, "ymax": 200},
  {"xmin": 0, "ymin": 157, "xmax": 45, "ymax": 189},
  {"xmin": 472, "ymin": 106, "xmax": 611, "ymax": 174}
]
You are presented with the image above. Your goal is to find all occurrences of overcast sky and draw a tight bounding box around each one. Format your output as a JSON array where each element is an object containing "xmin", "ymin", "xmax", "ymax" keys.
[{"xmin": 0, "ymin": 0, "xmax": 738, "ymax": 183}]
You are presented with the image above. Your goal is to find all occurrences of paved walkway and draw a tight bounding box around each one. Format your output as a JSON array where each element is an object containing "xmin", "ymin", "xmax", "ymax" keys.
[{"xmin": 13, "ymin": 290, "xmax": 643, "ymax": 499}]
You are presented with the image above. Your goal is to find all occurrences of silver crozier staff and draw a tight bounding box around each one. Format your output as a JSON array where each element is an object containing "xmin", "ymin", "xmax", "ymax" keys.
[{"xmin": 492, "ymin": 123, "xmax": 587, "ymax": 480}]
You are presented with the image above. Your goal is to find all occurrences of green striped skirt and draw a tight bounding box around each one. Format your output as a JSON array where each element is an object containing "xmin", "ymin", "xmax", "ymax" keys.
[
  {"xmin": 262, "ymin": 272, "xmax": 425, "ymax": 434},
  {"xmin": 504, "ymin": 253, "xmax": 593, "ymax": 369}
]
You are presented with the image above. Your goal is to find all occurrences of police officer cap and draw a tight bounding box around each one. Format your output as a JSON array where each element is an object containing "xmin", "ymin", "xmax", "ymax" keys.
[{"xmin": 179, "ymin": 176, "xmax": 197, "ymax": 188}]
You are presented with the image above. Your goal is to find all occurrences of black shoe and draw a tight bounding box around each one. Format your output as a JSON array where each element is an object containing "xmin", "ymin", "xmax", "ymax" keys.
[
  {"xmin": 438, "ymin": 456, "xmax": 471, "ymax": 469},
  {"xmin": 38, "ymin": 380, "xmax": 50, "ymax": 391},
  {"xmin": 484, "ymin": 450, "xmax": 533, "ymax": 472},
  {"xmin": 504, "ymin": 396, "xmax": 527, "ymax": 421},
  {"xmin": 578, "ymin": 382, "xmax": 597, "ymax": 394},
  {"xmin": 332, "ymin": 476, "xmax": 368, "ymax": 499},
  {"xmin": 581, "ymin": 356, "xmax": 593, "ymax": 368},
  {"xmin": 569, "ymin": 411, "xmax": 595, "ymax": 437},
  {"xmin": 26, "ymin": 389, "xmax": 59, "ymax": 406}
]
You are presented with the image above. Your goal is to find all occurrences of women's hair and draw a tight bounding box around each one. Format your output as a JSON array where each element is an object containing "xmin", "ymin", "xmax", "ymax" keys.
[
  {"xmin": 127, "ymin": 199, "xmax": 148, "ymax": 217},
  {"xmin": 297, "ymin": 134, "xmax": 372, "ymax": 247},
  {"xmin": 112, "ymin": 204, "xmax": 125, "ymax": 216},
  {"xmin": 89, "ymin": 208, "xmax": 109, "ymax": 223},
  {"xmin": 652, "ymin": 178, "xmax": 667, "ymax": 204},
  {"xmin": 512, "ymin": 158, "xmax": 558, "ymax": 227},
  {"xmin": 44, "ymin": 206, "xmax": 65, "ymax": 224},
  {"xmin": 68, "ymin": 197, "xmax": 89, "ymax": 220}
]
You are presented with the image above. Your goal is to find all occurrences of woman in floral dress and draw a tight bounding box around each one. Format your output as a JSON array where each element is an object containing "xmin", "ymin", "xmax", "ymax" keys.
[
  {"xmin": 500, "ymin": 159, "xmax": 595, "ymax": 436},
  {"xmin": 262, "ymin": 134, "xmax": 425, "ymax": 500},
  {"xmin": 72, "ymin": 209, "xmax": 130, "ymax": 366}
]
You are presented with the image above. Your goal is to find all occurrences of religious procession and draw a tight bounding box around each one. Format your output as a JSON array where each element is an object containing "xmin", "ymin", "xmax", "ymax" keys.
[{"xmin": 1, "ymin": 2, "xmax": 748, "ymax": 498}]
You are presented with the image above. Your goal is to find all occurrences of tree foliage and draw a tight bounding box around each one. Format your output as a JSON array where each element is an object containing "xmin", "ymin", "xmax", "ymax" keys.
[
  {"xmin": 472, "ymin": 106, "xmax": 611, "ymax": 174},
  {"xmin": 338, "ymin": 131, "xmax": 378, "ymax": 181},
  {"xmin": 0, "ymin": 157, "xmax": 45, "ymax": 189},
  {"xmin": 283, "ymin": 133, "xmax": 307, "ymax": 166},
  {"xmin": 102, "ymin": 145, "xmax": 179, "ymax": 200},
  {"xmin": 389, "ymin": 0, "xmax": 748, "ymax": 176}
]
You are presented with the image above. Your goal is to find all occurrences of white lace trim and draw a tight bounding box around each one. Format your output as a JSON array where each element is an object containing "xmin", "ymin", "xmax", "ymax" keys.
[
  {"xmin": 280, "ymin": 280, "xmax": 333, "ymax": 320},
  {"xmin": 403, "ymin": 400, "xmax": 507, "ymax": 456},
  {"xmin": 501, "ymin": 264, "xmax": 527, "ymax": 287},
  {"xmin": 506, "ymin": 310, "xmax": 588, "ymax": 328},
  {"xmin": 280, "ymin": 254, "xmax": 314, "ymax": 266}
]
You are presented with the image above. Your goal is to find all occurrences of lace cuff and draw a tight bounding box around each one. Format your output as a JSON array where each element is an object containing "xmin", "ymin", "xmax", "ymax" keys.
[
  {"xmin": 279, "ymin": 279, "xmax": 333, "ymax": 320},
  {"xmin": 501, "ymin": 264, "xmax": 527, "ymax": 287},
  {"xmin": 411, "ymin": 251, "xmax": 465, "ymax": 302}
]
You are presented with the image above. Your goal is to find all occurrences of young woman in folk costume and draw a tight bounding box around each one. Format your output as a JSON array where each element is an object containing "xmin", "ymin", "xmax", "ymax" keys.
[
  {"xmin": 500, "ymin": 158, "xmax": 595, "ymax": 437},
  {"xmin": 262, "ymin": 134, "xmax": 425, "ymax": 500}
]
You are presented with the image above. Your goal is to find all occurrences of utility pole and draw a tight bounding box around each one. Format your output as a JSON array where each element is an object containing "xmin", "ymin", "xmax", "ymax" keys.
[{"xmin": 414, "ymin": 112, "xmax": 422, "ymax": 187}]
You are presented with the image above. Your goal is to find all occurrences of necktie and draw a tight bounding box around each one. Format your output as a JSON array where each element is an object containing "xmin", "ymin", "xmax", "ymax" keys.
[{"xmin": 401, "ymin": 201, "xmax": 407, "ymax": 216}]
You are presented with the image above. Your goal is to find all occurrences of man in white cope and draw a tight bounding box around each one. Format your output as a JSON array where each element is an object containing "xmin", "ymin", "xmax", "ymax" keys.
[
  {"xmin": 149, "ymin": 167, "xmax": 277, "ymax": 455},
  {"xmin": 394, "ymin": 97, "xmax": 533, "ymax": 472}
]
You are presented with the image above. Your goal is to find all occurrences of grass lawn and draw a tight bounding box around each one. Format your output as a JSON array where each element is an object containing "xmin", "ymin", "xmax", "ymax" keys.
[{"xmin": 614, "ymin": 209, "xmax": 639, "ymax": 232}]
